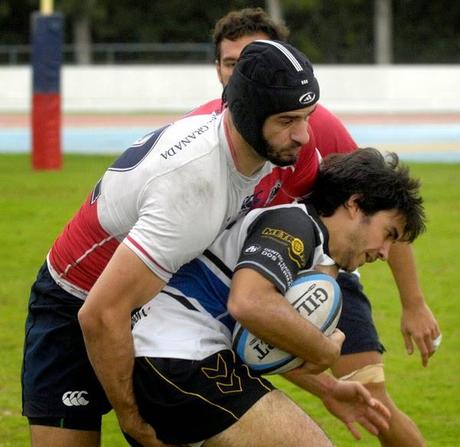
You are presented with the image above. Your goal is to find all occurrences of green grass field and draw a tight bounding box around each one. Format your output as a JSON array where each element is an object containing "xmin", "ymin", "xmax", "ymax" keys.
[{"xmin": 1, "ymin": 154, "xmax": 459, "ymax": 446}]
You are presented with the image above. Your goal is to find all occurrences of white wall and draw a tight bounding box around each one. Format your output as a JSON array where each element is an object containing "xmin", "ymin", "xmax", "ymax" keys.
[
  {"xmin": 1, "ymin": 64, "xmax": 459, "ymax": 113},
  {"xmin": 316, "ymin": 65, "xmax": 460, "ymax": 113}
]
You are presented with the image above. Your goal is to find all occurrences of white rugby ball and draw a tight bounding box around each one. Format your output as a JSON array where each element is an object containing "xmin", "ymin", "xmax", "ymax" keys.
[{"xmin": 232, "ymin": 270, "xmax": 342, "ymax": 375}]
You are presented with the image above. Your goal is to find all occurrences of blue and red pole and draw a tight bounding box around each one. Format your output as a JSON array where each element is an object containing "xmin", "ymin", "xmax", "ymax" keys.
[{"xmin": 31, "ymin": 1, "xmax": 63, "ymax": 170}]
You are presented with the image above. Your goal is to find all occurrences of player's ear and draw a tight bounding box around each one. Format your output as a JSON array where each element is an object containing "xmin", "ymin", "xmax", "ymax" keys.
[{"xmin": 344, "ymin": 194, "xmax": 362, "ymax": 218}]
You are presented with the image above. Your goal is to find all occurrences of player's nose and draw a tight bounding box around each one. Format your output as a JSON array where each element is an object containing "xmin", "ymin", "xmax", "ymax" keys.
[{"xmin": 291, "ymin": 121, "xmax": 310, "ymax": 146}]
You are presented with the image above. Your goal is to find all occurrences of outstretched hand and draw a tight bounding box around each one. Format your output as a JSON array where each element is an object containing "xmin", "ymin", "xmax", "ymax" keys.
[
  {"xmin": 320, "ymin": 380, "xmax": 391, "ymax": 440},
  {"xmin": 401, "ymin": 302, "xmax": 441, "ymax": 367}
]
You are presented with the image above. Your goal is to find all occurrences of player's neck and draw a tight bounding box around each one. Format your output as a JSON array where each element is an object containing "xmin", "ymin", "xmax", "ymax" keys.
[{"xmin": 224, "ymin": 111, "xmax": 267, "ymax": 176}]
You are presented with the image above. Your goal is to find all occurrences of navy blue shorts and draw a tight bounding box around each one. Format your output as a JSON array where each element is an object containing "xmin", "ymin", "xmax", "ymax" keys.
[
  {"xmin": 21, "ymin": 263, "xmax": 111, "ymax": 427},
  {"xmin": 131, "ymin": 351, "xmax": 274, "ymax": 445},
  {"xmin": 336, "ymin": 272, "xmax": 385, "ymax": 355}
]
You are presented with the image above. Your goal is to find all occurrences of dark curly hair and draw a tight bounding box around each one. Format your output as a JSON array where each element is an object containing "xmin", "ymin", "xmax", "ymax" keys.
[
  {"xmin": 212, "ymin": 7, "xmax": 289, "ymax": 62},
  {"xmin": 306, "ymin": 147, "xmax": 426, "ymax": 242}
]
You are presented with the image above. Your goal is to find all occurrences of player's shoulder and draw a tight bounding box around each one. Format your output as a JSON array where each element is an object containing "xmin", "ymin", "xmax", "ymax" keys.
[
  {"xmin": 167, "ymin": 111, "xmax": 220, "ymax": 137},
  {"xmin": 154, "ymin": 112, "xmax": 223, "ymax": 160},
  {"xmin": 247, "ymin": 203, "xmax": 317, "ymax": 237},
  {"xmin": 107, "ymin": 112, "xmax": 224, "ymax": 181}
]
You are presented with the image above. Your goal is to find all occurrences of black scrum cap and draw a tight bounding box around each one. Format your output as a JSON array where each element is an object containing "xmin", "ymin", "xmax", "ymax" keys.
[{"xmin": 224, "ymin": 40, "xmax": 320, "ymax": 158}]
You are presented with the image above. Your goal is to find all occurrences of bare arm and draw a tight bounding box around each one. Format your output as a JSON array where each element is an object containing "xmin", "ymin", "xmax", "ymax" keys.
[
  {"xmin": 388, "ymin": 242, "xmax": 441, "ymax": 366},
  {"xmin": 283, "ymin": 367, "xmax": 391, "ymax": 440},
  {"xmin": 78, "ymin": 243, "xmax": 167, "ymax": 447},
  {"xmin": 228, "ymin": 268, "xmax": 343, "ymax": 372}
]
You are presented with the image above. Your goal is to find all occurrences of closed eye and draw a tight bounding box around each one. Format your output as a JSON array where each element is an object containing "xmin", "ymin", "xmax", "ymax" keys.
[
  {"xmin": 388, "ymin": 228, "xmax": 400, "ymax": 242},
  {"xmin": 222, "ymin": 59, "xmax": 237, "ymax": 69},
  {"xmin": 279, "ymin": 118, "xmax": 295, "ymax": 126}
]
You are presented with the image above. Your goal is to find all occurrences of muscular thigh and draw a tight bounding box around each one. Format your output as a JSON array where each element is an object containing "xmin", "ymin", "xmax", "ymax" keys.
[
  {"xmin": 205, "ymin": 390, "xmax": 333, "ymax": 447},
  {"xmin": 30, "ymin": 425, "xmax": 101, "ymax": 447}
]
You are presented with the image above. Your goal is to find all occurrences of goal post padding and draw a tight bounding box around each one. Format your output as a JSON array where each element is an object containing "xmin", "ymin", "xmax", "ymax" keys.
[{"xmin": 31, "ymin": 12, "xmax": 63, "ymax": 170}]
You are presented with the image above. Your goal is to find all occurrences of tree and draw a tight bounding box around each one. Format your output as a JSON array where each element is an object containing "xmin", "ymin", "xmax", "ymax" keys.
[
  {"xmin": 0, "ymin": 0, "xmax": 458, "ymax": 64},
  {"xmin": 283, "ymin": 0, "xmax": 374, "ymax": 63}
]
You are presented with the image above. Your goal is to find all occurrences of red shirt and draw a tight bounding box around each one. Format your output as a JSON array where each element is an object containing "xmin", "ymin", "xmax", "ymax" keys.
[{"xmin": 188, "ymin": 99, "xmax": 357, "ymax": 206}]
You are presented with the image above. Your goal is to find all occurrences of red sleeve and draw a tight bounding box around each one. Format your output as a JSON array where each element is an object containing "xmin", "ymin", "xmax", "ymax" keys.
[
  {"xmin": 263, "ymin": 104, "xmax": 357, "ymax": 207},
  {"xmin": 188, "ymin": 101, "xmax": 351, "ymax": 209},
  {"xmin": 269, "ymin": 133, "xmax": 320, "ymax": 206},
  {"xmin": 309, "ymin": 103, "xmax": 358, "ymax": 156}
]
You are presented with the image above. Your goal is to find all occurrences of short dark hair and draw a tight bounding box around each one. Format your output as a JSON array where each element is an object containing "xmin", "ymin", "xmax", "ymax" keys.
[
  {"xmin": 212, "ymin": 7, "xmax": 290, "ymax": 62},
  {"xmin": 306, "ymin": 148, "xmax": 426, "ymax": 242}
]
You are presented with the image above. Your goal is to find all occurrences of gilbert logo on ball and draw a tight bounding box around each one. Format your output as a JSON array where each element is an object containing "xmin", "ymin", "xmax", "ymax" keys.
[{"xmin": 232, "ymin": 270, "xmax": 342, "ymax": 375}]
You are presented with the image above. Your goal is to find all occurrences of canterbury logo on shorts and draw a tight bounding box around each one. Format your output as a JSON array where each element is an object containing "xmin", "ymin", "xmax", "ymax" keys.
[{"xmin": 62, "ymin": 390, "xmax": 90, "ymax": 406}]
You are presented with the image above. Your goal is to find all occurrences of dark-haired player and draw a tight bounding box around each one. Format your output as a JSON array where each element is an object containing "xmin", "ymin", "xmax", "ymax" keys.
[
  {"xmin": 23, "ymin": 40, "xmax": 323, "ymax": 447},
  {"xmin": 129, "ymin": 148, "xmax": 425, "ymax": 446},
  {"xmin": 185, "ymin": 7, "xmax": 440, "ymax": 446}
]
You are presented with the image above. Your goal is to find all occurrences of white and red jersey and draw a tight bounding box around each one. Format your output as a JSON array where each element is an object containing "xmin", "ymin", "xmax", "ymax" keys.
[
  {"xmin": 48, "ymin": 111, "xmax": 277, "ymax": 299},
  {"xmin": 188, "ymin": 99, "xmax": 357, "ymax": 205},
  {"xmin": 47, "ymin": 101, "xmax": 356, "ymax": 300}
]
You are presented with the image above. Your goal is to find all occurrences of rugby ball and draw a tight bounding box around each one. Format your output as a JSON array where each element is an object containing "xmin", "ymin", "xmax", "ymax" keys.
[{"xmin": 232, "ymin": 270, "xmax": 342, "ymax": 375}]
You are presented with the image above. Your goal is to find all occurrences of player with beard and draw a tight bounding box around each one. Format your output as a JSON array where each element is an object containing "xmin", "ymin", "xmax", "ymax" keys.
[
  {"xmin": 185, "ymin": 8, "xmax": 439, "ymax": 446},
  {"xmin": 23, "ymin": 40, "xmax": 325, "ymax": 447}
]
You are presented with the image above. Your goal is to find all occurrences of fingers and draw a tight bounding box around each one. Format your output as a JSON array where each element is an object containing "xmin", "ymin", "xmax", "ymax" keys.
[
  {"xmin": 413, "ymin": 331, "xmax": 437, "ymax": 367},
  {"xmin": 401, "ymin": 306, "xmax": 442, "ymax": 366},
  {"xmin": 123, "ymin": 421, "xmax": 162, "ymax": 447},
  {"xmin": 345, "ymin": 406, "xmax": 390, "ymax": 440},
  {"xmin": 355, "ymin": 393, "xmax": 391, "ymax": 435},
  {"xmin": 352, "ymin": 382, "xmax": 373, "ymax": 405},
  {"xmin": 341, "ymin": 384, "xmax": 391, "ymax": 439},
  {"xmin": 328, "ymin": 328, "xmax": 345, "ymax": 351},
  {"xmin": 404, "ymin": 330, "xmax": 435, "ymax": 367},
  {"xmin": 355, "ymin": 416, "xmax": 382, "ymax": 437},
  {"xmin": 355, "ymin": 403, "xmax": 391, "ymax": 438},
  {"xmin": 423, "ymin": 333, "xmax": 443, "ymax": 366},
  {"xmin": 403, "ymin": 331, "xmax": 414, "ymax": 355},
  {"xmin": 432, "ymin": 333, "xmax": 442, "ymax": 350},
  {"xmin": 330, "ymin": 328, "xmax": 345, "ymax": 342},
  {"xmin": 418, "ymin": 339, "xmax": 430, "ymax": 367},
  {"xmin": 370, "ymin": 398, "xmax": 391, "ymax": 422},
  {"xmin": 345, "ymin": 422, "xmax": 362, "ymax": 440}
]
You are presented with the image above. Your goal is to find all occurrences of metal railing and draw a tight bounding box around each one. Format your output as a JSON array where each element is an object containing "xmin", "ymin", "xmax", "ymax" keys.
[{"xmin": 0, "ymin": 42, "xmax": 215, "ymax": 65}]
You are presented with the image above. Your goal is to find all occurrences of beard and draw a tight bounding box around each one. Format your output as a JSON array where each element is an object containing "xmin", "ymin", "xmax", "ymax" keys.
[
  {"xmin": 337, "ymin": 215, "xmax": 372, "ymax": 271},
  {"xmin": 263, "ymin": 137, "xmax": 301, "ymax": 167}
]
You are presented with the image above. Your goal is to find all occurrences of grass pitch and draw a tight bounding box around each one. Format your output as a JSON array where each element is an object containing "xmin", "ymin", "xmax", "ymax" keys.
[{"xmin": 0, "ymin": 154, "xmax": 459, "ymax": 446}]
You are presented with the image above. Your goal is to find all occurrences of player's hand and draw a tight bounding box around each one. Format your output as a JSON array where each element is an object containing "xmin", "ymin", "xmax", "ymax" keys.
[
  {"xmin": 321, "ymin": 380, "xmax": 391, "ymax": 440},
  {"xmin": 327, "ymin": 328, "xmax": 345, "ymax": 360},
  {"xmin": 328, "ymin": 328, "xmax": 345, "ymax": 346},
  {"xmin": 118, "ymin": 408, "xmax": 175, "ymax": 447},
  {"xmin": 298, "ymin": 329, "xmax": 345, "ymax": 374},
  {"xmin": 400, "ymin": 302, "xmax": 441, "ymax": 367}
]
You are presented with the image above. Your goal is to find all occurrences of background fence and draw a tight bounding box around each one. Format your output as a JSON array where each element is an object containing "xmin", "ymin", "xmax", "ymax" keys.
[
  {"xmin": 0, "ymin": 43, "xmax": 215, "ymax": 65},
  {"xmin": 1, "ymin": 64, "xmax": 459, "ymax": 114}
]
